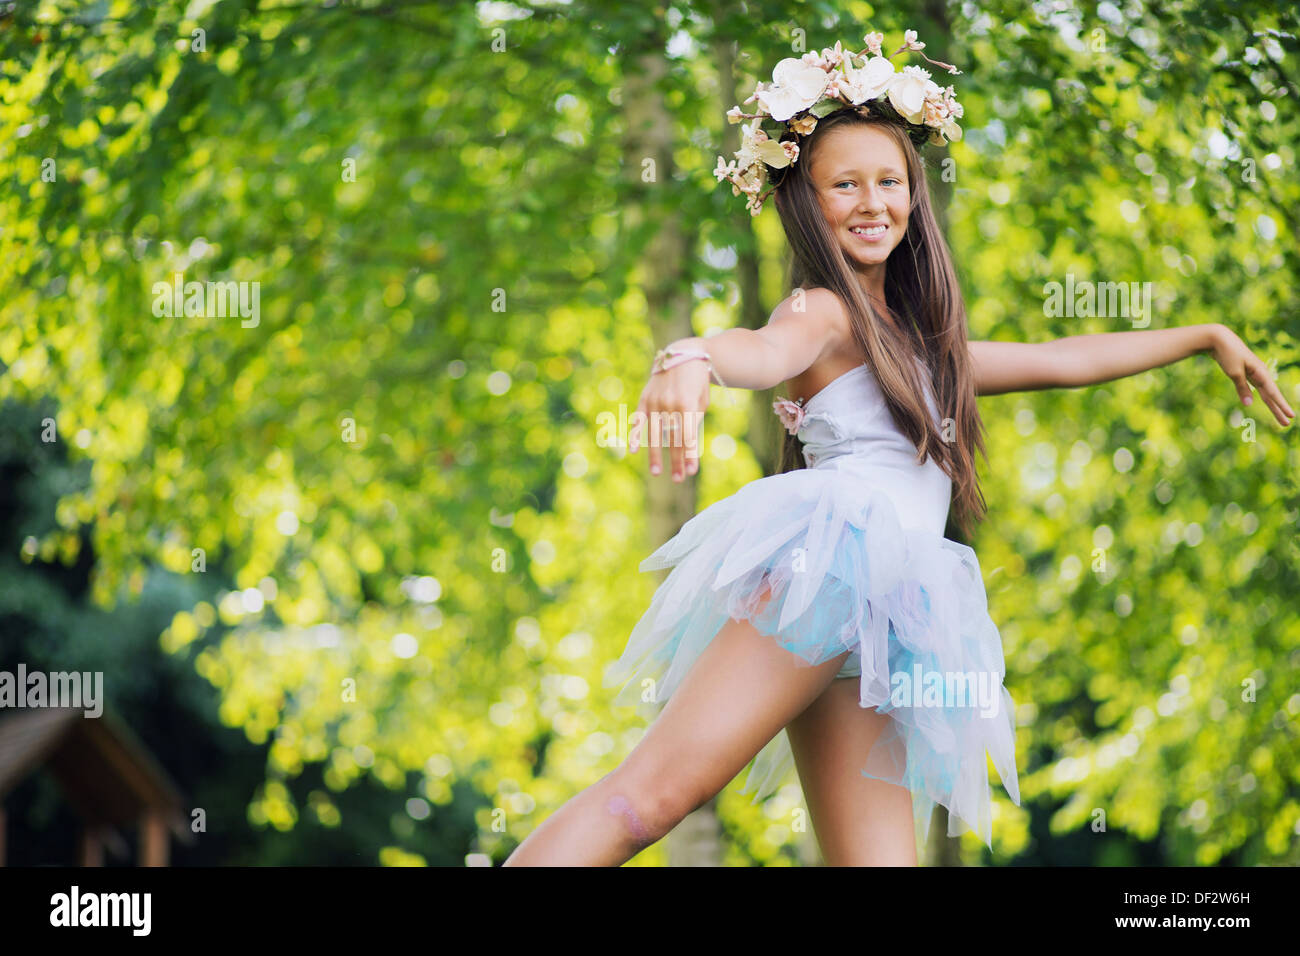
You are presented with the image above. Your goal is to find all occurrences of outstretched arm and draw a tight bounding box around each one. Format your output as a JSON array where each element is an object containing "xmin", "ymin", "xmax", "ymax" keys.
[
  {"xmin": 630, "ymin": 288, "xmax": 845, "ymax": 481},
  {"xmin": 659, "ymin": 287, "xmax": 847, "ymax": 392},
  {"xmin": 970, "ymin": 324, "xmax": 1294, "ymax": 426}
]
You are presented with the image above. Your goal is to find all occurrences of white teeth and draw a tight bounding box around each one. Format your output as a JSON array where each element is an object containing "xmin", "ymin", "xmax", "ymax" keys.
[{"xmin": 852, "ymin": 225, "xmax": 887, "ymax": 235}]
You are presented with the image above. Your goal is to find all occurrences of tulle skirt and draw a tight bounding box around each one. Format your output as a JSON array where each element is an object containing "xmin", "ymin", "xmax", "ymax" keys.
[{"xmin": 601, "ymin": 465, "xmax": 1021, "ymax": 850}]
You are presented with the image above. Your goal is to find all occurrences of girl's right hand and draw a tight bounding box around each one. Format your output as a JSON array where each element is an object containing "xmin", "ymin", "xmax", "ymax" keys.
[{"xmin": 629, "ymin": 359, "xmax": 712, "ymax": 482}]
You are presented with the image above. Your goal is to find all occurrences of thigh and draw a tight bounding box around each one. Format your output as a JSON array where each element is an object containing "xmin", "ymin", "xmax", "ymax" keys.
[
  {"xmin": 618, "ymin": 613, "xmax": 851, "ymax": 823},
  {"xmin": 786, "ymin": 677, "xmax": 919, "ymax": 866}
]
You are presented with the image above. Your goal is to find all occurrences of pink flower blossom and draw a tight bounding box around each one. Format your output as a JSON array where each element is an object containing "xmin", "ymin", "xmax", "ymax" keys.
[{"xmin": 772, "ymin": 398, "xmax": 806, "ymax": 435}]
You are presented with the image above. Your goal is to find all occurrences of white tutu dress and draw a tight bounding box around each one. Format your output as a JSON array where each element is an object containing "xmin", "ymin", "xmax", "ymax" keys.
[{"xmin": 602, "ymin": 357, "xmax": 1021, "ymax": 850}]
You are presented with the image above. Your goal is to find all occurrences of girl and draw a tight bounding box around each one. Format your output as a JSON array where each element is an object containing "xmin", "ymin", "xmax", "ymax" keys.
[{"xmin": 502, "ymin": 34, "xmax": 1293, "ymax": 867}]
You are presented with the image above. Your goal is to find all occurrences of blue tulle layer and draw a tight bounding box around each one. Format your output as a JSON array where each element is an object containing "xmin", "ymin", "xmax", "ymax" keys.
[{"xmin": 602, "ymin": 466, "xmax": 1021, "ymax": 850}]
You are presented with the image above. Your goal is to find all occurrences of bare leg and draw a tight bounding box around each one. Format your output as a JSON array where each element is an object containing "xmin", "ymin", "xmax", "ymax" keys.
[
  {"xmin": 502, "ymin": 614, "xmax": 852, "ymax": 866},
  {"xmin": 786, "ymin": 676, "xmax": 919, "ymax": 866}
]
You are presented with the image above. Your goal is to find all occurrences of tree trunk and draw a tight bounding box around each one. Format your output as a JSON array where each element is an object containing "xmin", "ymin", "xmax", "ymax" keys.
[
  {"xmin": 711, "ymin": 33, "xmax": 783, "ymax": 475},
  {"xmin": 922, "ymin": 0, "xmax": 965, "ymax": 870},
  {"xmin": 621, "ymin": 38, "xmax": 723, "ymax": 867}
]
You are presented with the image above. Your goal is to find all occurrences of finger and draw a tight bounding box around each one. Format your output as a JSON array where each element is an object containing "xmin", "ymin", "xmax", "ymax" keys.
[
  {"xmin": 647, "ymin": 408, "xmax": 662, "ymax": 475},
  {"xmin": 1267, "ymin": 389, "xmax": 1295, "ymax": 426},
  {"xmin": 684, "ymin": 410, "xmax": 701, "ymax": 476},
  {"xmin": 1271, "ymin": 399, "xmax": 1292, "ymax": 427},
  {"xmin": 687, "ymin": 383, "xmax": 711, "ymax": 476},
  {"xmin": 1255, "ymin": 371, "xmax": 1295, "ymax": 423},
  {"xmin": 1233, "ymin": 374, "xmax": 1253, "ymax": 405},
  {"xmin": 632, "ymin": 385, "xmax": 654, "ymax": 453},
  {"xmin": 669, "ymin": 409, "xmax": 686, "ymax": 481},
  {"xmin": 1257, "ymin": 378, "xmax": 1291, "ymax": 424},
  {"xmin": 630, "ymin": 397, "xmax": 644, "ymax": 454}
]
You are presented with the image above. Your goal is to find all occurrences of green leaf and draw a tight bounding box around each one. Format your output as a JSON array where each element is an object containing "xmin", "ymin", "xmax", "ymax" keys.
[{"xmin": 810, "ymin": 96, "xmax": 845, "ymax": 117}]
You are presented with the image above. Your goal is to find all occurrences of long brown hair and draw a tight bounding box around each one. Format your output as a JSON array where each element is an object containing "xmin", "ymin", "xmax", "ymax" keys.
[{"xmin": 770, "ymin": 107, "xmax": 988, "ymax": 538}]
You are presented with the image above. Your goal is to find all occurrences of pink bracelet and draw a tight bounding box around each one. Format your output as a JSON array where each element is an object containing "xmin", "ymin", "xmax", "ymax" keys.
[{"xmin": 651, "ymin": 346, "xmax": 726, "ymax": 387}]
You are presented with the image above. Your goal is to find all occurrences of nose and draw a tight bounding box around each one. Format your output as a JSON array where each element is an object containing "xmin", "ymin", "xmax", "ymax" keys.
[{"xmin": 857, "ymin": 191, "xmax": 886, "ymax": 217}]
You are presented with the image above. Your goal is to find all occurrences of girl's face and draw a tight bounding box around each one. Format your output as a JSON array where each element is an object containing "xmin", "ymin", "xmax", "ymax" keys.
[{"xmin": 810, "ymin": 125, "xmax": 911, "ymax": 271}]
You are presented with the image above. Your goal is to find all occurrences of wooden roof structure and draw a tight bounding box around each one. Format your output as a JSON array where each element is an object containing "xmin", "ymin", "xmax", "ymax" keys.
[{"xmin": 0, "ymin": 706, "xmax": 190, "ymax": 866}]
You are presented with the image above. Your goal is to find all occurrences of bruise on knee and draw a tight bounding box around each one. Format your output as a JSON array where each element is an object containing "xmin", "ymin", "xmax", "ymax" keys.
[{"xmin": 606, "ymin": 794, "xmax": 655, "ymax": 850}]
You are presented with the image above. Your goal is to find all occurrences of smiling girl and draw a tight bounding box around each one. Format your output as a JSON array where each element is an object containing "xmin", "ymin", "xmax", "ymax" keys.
[{"xmin": 503, "ymin": 32, "xmax": 1292, "ymax": 867}]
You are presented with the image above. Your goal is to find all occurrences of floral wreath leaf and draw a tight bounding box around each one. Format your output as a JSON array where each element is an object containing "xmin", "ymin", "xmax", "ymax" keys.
[
  {"xmin": 754, "ymin": 139, "xmax": 793, "ymax": 167},
  {"xmin": 810, "ymin": 97, "xmax": 845, "ymax": 118}
]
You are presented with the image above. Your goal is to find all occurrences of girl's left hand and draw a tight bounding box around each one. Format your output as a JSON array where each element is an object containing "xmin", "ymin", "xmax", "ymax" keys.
[{"xmin": 1210, "ymin": 325, "xmax": 1294, "ymax": 427}]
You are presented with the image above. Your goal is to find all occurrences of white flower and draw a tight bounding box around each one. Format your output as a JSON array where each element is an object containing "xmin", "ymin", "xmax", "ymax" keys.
[
  {"xmin": 755, "ymin": 57, "xmax": 830, "ymax": 121},
  {"xmin": 887, "ymin": 65, "xmax": 933, "ymax": 124},
  {"xmin": 713, "ymin": 156, "xmax": 738, "ymax": 182},
  {"xmin": 734, "ymin": 118, "xmax": 765, "ymax": 167},
  {"xmin": 725, "ymin": 106, "xmax": 744, "ymax": 124},
  {"xmin": 903, "ymin": 29, "xmax": 925, "ymax": 51},
  {"xmin": 839, "ymin": 54, "xmax": 895, "ymax": 105},
  {"xmin": 863, "ymin": 31, "xmax": 884, "ymax": 56},
  {"xmin": 736, "ymin": 163, "xmax": 766, "ymax": 196},
  {"xmin": 920, "ymin": 78, "xmax": 947, "ymax": 125}
]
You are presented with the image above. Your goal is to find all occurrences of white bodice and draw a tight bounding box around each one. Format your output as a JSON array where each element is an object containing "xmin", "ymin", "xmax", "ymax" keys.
[{"xmin": 788, "ymin": 359, "xmax": 953, "ymax": 536}]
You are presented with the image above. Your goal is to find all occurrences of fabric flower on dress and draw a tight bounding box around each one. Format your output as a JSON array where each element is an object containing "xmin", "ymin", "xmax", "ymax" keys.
[{"xmin": 772, "ymin": 398, "xmax": 806, "ymax": 435}]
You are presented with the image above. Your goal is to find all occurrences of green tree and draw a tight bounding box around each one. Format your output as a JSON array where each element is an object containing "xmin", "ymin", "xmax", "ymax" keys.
[{"xmin": 2, "ymin": 0, "xmax": 1295, "ymax": 866}]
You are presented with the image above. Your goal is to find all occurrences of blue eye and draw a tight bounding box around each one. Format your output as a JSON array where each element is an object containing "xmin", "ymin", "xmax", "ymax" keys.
[
  {"xmin": 835, "ymin": 181, "xmax": 853, "ymax": 189},
  {"xmin": 882, "ymin": 178, "xmax": 901, "ymax": 186}
]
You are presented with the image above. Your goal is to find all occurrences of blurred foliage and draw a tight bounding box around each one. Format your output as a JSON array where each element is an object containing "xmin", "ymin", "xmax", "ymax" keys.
[
  {"xmin": 0, "ymin": 0, "xmax": 1296, "ymax": 865},
  {"xmin": 0, "ymin": 396, "xmax": 487, "ymax": 865}
]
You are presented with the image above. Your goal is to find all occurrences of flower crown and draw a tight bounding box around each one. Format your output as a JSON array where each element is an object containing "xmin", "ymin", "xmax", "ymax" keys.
[{"xmin": 713, "ymin": 30, "xmax": 964, "ymax": 216}]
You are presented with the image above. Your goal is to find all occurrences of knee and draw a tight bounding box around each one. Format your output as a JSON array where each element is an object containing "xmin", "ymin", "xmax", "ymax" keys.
[{"xmin": 602, "ymin": 769, "xmax": 704, "ymax": 847}]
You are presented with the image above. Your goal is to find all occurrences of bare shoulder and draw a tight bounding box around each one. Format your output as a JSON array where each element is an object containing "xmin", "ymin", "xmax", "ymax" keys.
[
  {"xmin": 767, "ymin": 286, "xmax": 852, "ymax": 344},
  {"xmin": 769, "ymin": 286, "xmax": 848, "ymax": 322},
  {"xmin": 769, "ymin": 287, "xmax": 860, "ymax": 400}
]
